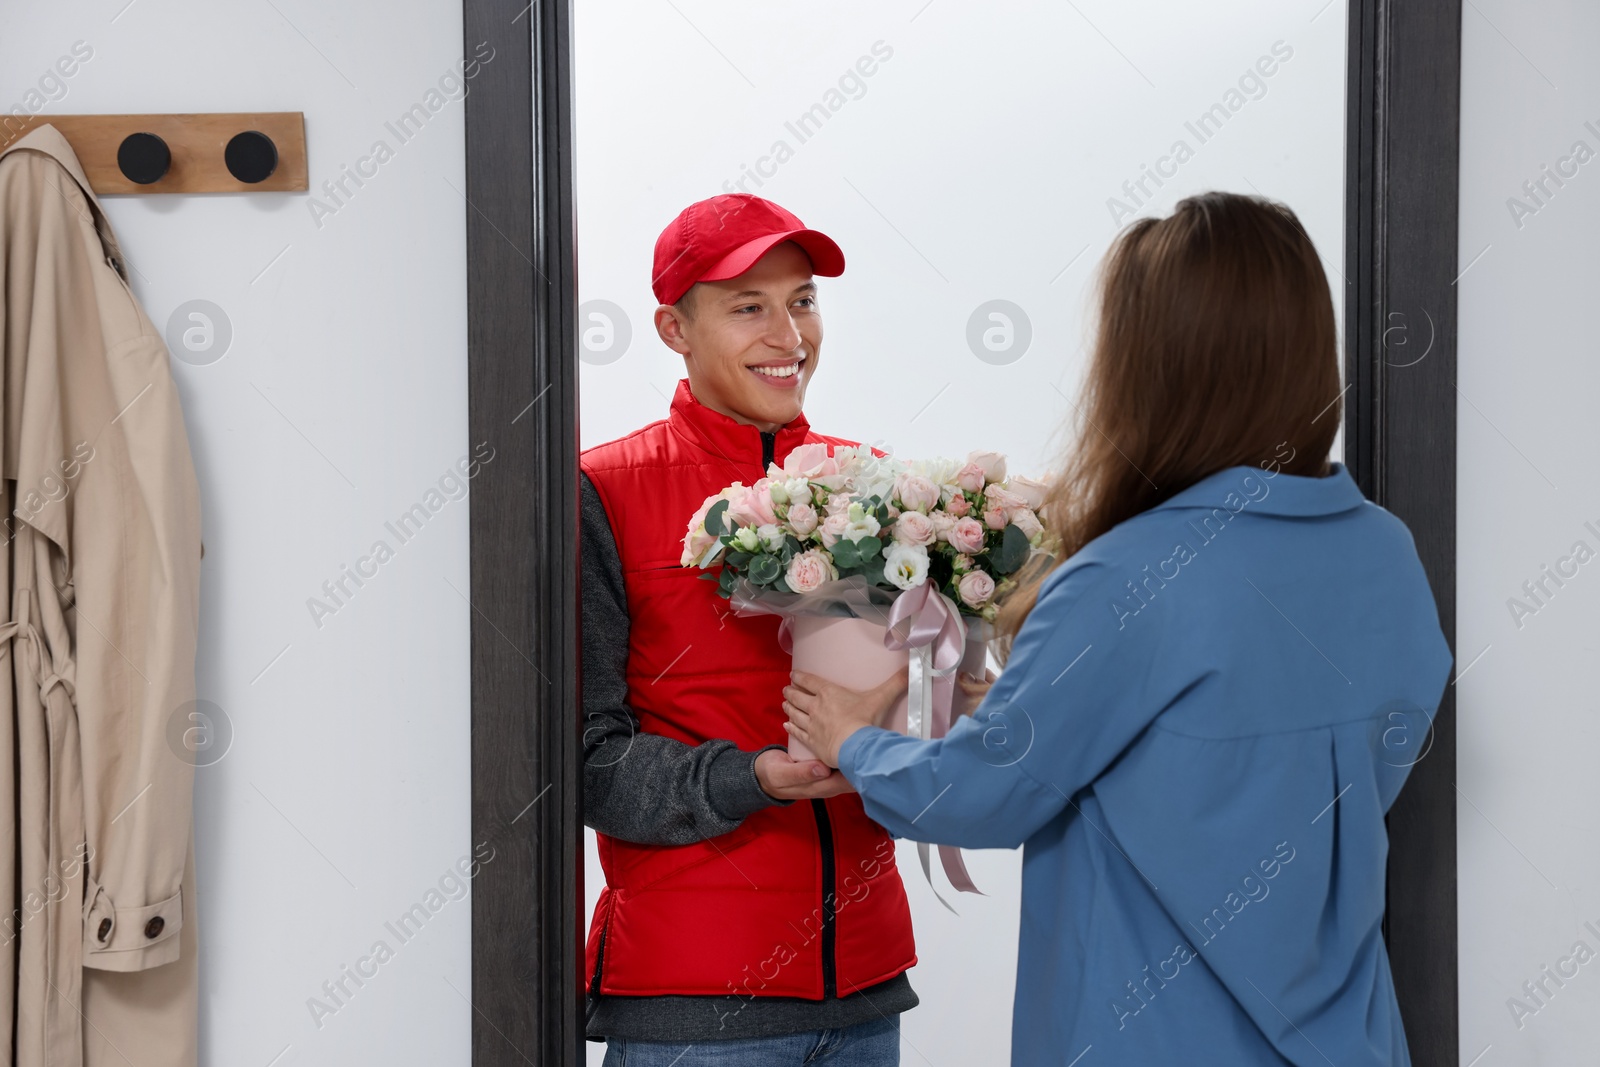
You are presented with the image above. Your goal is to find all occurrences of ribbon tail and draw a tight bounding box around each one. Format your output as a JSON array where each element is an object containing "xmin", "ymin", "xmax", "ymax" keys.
[
  {"xmin": 938, "ymin": 844, "xmax": 984, "ymax": 896},
  {"xmin": 917, "ymin": 841, "xmax": 959, "ymax": 915}
]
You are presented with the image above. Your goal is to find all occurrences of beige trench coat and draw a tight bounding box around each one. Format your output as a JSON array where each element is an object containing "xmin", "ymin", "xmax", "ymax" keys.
[{"xmin": 0, "ymin": 125, "xmax": 202, "ymax": 1066}]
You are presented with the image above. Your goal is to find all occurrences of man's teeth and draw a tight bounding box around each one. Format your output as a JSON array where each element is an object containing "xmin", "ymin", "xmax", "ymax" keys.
[{"xmin": 751, "ymin": 362, "xmax": 801, "ymax": 378}]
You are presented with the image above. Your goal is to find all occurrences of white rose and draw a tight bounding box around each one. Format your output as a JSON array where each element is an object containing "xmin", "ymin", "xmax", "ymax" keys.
[{"xmin": 757, "ymin": 523, "xmax": 786, "ymax": 552}]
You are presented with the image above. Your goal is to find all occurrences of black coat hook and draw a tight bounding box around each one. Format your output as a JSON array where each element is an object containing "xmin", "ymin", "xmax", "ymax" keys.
[
  {"xmin": 224, "ymin": 130, "xmax": 278, "ymax": 184},
  {"xmin": 117, "ymin": 132, "xmax": 171, "ymax": 185}
]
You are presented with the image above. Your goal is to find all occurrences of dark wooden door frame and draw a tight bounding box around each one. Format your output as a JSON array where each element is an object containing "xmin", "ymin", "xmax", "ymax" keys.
[
  {"xmin": 464, "ymin": 0, "xmax": 579, "ymax": 1064},
  {"xmin": 1344, "ymin": 2, "xmax": 1462, "ymax": 1064},
  {"xmin": 462, "ymin": 1, "xmax": 1463, "ymax": 1063}
]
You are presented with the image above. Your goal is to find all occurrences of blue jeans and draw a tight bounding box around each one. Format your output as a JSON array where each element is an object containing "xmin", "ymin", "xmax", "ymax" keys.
[{"xmin": 601, "ymin": 1014, "xmax": 900, "ymax": 1066}]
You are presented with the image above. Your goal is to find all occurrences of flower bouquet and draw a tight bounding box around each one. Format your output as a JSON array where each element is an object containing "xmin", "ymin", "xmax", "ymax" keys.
[{"xmin": 681, "ymin": 442, "xmax": 1056, "ymax": 904}]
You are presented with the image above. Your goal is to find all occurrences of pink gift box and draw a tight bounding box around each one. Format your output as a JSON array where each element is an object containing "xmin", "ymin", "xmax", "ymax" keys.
[{"xmin": 787, "ymin": 613, "xmax": 993, "ymax": 762}]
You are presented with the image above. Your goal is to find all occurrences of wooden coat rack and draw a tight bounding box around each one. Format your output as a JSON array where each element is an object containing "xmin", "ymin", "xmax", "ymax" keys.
[{"xmin": 2, "ymin": 113, "xmax": 307, "ymax": 194}]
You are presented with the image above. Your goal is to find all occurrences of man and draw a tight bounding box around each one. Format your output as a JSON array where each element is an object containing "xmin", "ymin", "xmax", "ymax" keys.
[{"xmin": 580, "ymin": 193, "xmax": 917, "ymax": 1065}]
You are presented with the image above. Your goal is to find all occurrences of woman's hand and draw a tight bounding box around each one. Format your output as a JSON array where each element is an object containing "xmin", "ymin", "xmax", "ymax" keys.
[
  {"xmin": 958, "ymin": 667, "xmax": 999, "ymax": 702},
  {"xmin": 783, "ymin": 668, "xmax": 909, "ymax": 768}
]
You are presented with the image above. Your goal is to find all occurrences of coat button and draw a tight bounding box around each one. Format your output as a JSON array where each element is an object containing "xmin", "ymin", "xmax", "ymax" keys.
[
  {"xmin": 97, "ymin": 918, "xmax": 112, "ymax": 942},
  {"xmin": 144, "ymin": 916, "xmax": 165, "ymax": 939}
]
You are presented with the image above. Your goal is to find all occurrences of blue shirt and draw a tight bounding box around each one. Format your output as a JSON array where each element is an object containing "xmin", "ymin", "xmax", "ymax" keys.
[{"xmin": 838, "ymin": 462, "xmax": 1452, "ymax": 1066}]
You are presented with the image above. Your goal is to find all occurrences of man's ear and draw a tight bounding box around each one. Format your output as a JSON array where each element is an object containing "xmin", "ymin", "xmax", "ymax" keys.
[{"xmin": 654, "ymin": 304, "xmax": 692, "ymax": 356}]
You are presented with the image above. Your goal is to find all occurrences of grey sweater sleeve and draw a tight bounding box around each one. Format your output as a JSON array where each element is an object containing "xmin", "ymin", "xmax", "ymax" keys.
[{"xmin": 580, "ymin": 471, "xmax": 792, "ymax": 845}]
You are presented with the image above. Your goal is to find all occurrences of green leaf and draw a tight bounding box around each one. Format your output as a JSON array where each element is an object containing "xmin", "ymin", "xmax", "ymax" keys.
[
  {"xmin": 697, "ymin": 569, "xmax": 720, "ymax": 581},
  {"xmin": 772, "ymin": 574, "xmax": 792, "ymax": 594},
  {"xmin": 993, "ymin": 523, "xmax": 1031, "ymax": 575},
  {"xmin": 705, "ymin": 499, "xmax": 731, "ymax": 537},
  {"xmin": 749, "ymin": 554, "xmax": 781, "ymax": 584},
  {"xmin": 726, "ymin": 550, "xmax": 753, "ymax": 568},
  {"xmin": 875, "ymin": 503, "xmax": 890, "ymax": 525},
  {"xmin": 785, "ymin": 535, "xmax": 803, "ymax": 554},
  {"xmin": 857, "ymin": 559, "xmax": 886, "ymax": 587},
  {"xmin": 857, "ymin": 536, "xmax": 882, "ymax": 560},
  {"xmin": 833, "ymin": 539, "xmax": 860, "ymax": 569}
]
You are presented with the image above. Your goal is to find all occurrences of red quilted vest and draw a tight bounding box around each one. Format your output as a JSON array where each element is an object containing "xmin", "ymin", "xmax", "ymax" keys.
[{"xmin": 580, "ymin": 377, "xmax": 917, "ymax": 1000}]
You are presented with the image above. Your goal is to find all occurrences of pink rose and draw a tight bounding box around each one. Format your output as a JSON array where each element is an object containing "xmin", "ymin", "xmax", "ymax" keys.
[
  {"xmin": 894, "ymin": 473, "xmax": 941, "ymax": 513},
  {"xmin": 727, "ymin": 479, "xmax": 778, "ymax": 528},
  {"xmin": 948, "ymin": 517, "xmax": 987, "ymax": 555},
  {"xmin": 952, "ymin": 553, "xmax": 976, "ymax": 572},
  {"xmin": 945, "ymin": 495, "xmax": 972, "ymax": 518},
  {"xmin": 929, "ymin": 510, "xmax": 957, "ymax": 541},
  {"xmin": 954, "ymin": 462, "xmax": 987, "ymax": 494},
  {"xmin": 983, "ymin": 505, "xmax": 1009, "ymax": 530},
  {"xmin": 891, "ymin": 510, "xmax": 937, "ymax": 547},
  {"xmin": 958, "ymin": 570, "xmax": 996, "ymax": 608},
  {"xmin": 787, "ymin": 502, "xmax": 819, "ymax": 537},
  {"xmin": 680, "ymin": 490, "xmax": 727, "ymax": 565},
  {"xmin": 819, "ymin": 513, "xmax": 851, "ymax": 548},
  {"xmin": 1009, "ymin": 508, "xmax": 1043, "ymax": 541},
  {"xmin": 967, "ymin": 450, "xmax": 1008, "ymax": 484},
  {"xmin": 787, "ymin": 549, "xmax": 838, "ymax": 594},
  {"xmin": 781, "ymin": 443, "xmax": 839, "ymax": 479},
  {"xmin": 983, "ymin": 484, "xmax": 1028, "ymax": 511},
  {"xmin": 1007, "ymin": 474, "xmax": 1049, "ymax": 510}
]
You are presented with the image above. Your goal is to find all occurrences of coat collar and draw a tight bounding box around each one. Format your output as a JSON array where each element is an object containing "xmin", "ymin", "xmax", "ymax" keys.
[
  {"xmin": 0, "ymin": 123, "xmax": 130, "ymax": 281},
  {"xmin": 667, "ymin": 377, "xmax": 814, "ymax": 471},
  {"xmin": 1152, "ymin": 461, "xmax": 1366, "ymax": 518}
]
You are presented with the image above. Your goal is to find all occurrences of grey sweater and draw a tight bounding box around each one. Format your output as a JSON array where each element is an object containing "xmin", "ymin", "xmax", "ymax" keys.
[{"xmin": 580, "ymin": 471, "xmax": 917, "ymax": 1043}]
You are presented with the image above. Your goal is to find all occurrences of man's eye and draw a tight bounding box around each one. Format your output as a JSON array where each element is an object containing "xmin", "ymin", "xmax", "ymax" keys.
[
  {"xmin": 734, "ymin": 304, "xmax": 760, "ymax": 314},
  {"xmin": 795, "ymin": 296, "xmax": 816, "ymax": 309}
]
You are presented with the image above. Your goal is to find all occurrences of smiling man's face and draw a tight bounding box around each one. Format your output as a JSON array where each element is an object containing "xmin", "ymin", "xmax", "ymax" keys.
[{"xmin": 655, "ymin": 241, "xmax": 821, "ymax": 433}]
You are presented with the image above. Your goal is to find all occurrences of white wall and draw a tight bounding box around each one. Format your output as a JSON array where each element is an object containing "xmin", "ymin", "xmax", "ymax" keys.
[
  {"xmin": 1457, "ymin": 2, "xmax": 1600, "ymax": 1063},
  {"xmin": 575, "ymin": 1, "xmax": 1347, "ymax": 1061},
  {"xmin": 4, "ymin": 3, "xmax": 476, "ymax": 1063}
]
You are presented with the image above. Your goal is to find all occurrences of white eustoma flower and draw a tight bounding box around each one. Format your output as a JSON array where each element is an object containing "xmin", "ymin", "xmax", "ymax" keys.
[
  {"xmin": 883, "ymin": 541, "xmax": 929, "ymax": 590},
  {"xmin": 842, "ymin": 501, "xmax": 881, "ymax": 543},
  {"xmin": 757, "ymin": 523, "xmax": 786, "ymax": 552},
  {"xmin": 733, "ymin": 526, "xmax": 762, "ymax": 552},
  {"xmin": 778, "ymin": 476, "xmax": 813, "ymax": 506}
]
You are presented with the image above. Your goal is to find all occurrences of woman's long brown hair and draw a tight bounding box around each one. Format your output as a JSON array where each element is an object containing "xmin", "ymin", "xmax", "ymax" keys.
[{"xmin": 991, "ymin": 191, "xmax": 1341, "ymax": 664}]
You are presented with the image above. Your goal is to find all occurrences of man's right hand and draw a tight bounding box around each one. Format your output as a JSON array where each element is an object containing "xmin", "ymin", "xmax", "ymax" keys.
[{"xmin": 754, "ymin": 749, "xmax": 858, "ymax": 801}]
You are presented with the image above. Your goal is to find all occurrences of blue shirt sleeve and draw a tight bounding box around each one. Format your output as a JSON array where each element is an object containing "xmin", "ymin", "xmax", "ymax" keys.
[{"xmin": 838, "ymin": 560, "xmax": 1178, "ymax": 850}]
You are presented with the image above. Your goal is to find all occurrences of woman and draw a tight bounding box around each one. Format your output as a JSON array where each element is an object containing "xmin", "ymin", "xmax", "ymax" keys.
[{"xmin": 783, "ymin": 192, "xmax": 1452, "ymax": 1066}]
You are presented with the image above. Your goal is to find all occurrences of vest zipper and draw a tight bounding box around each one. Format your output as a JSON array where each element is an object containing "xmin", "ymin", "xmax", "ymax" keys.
[
  {"xmin": 585, "ymin": 901, "xmax": 611, "ymax": 1025},
  {"xmin": 810, "ymin": 799, "xmax": 838, "ymax": 998},
  {"xmin": 760, "ymin": 430, "xmax": 776, "ymax": 471}
]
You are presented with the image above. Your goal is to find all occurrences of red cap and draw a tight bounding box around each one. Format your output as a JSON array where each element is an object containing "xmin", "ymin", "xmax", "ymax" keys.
[{"xmin": 651, "ymin": 193, "xmax": 845, "ymax": 306}]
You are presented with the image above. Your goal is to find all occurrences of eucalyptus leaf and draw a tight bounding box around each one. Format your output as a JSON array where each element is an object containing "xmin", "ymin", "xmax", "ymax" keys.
[
  {"xmin": 705, "ymin": 499, "xmax": 730, "ymax": 537},
  {"xmin": 833, "ymin": 539, "xmax": 860, "ymax": 569},
  {"xmin": 994, "ymin": 523, "xmax": 1030, "ymax": 575},
  {"xmin": 857, "ymin": 536, "xmax": 882, "ymax": 560},
  {"xmin": 749, "ymin": 554, "xmax": 781, "ymax": 584}
]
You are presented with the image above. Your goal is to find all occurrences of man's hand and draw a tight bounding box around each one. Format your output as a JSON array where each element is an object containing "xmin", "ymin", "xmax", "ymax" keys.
[{"xmin": 754, "ymin": 749, "xmax": 858, "ymax": 801}]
